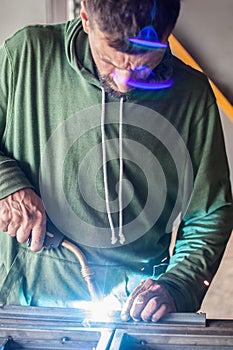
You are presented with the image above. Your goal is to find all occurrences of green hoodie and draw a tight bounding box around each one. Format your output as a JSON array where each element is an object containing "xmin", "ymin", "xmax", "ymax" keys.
[{"xmin": 0, "ymin": 18, "xmax": 232, "ymax": 311}]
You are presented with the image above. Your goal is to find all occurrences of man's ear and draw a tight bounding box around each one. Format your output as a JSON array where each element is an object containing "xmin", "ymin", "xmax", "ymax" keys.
[{"xmin": 80, "ymin": 1, "xmax": 90, "ymax": 34}]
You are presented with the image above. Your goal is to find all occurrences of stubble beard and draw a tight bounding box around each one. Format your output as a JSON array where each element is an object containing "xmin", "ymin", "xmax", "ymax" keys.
[{"xmin": 97, "ymin": 72, "xmax": 131, "ymax": 100}]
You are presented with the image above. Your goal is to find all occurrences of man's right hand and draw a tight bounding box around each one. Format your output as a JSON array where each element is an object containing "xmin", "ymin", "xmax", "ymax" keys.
[{"xmin": 0, "ymin": 188, "xmax": 46, "ymax": 252}]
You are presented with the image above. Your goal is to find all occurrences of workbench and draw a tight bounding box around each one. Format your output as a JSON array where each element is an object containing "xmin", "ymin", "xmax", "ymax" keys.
[{"xmin": 1, "ymin": 305, "xmax": 233, "ymax": 349}]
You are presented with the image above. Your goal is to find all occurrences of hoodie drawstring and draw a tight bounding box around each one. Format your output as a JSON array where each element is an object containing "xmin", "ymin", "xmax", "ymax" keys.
[
  {"xmin": 101, "ymin": 88, "xmax": 126, "ymax": 245},
  {"xmin": 118, "ymin": 97, "xmax": 125, "ymax": 244}
]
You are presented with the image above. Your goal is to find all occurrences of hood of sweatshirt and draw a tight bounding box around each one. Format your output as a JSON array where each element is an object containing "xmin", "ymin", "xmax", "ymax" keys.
[{"xmin": 65, "ymin": 18, "xmax": 100, "ymax": 88}]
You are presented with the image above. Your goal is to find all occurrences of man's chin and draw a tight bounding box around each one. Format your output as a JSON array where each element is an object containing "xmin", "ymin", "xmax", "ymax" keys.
[{"xmin": 98, "ymin": 76, "xmax": 132, "ymax": 100}]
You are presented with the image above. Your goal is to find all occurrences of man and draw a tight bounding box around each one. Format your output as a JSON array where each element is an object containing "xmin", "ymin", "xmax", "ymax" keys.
[{"xmin": 0, "ymin": 0, "xmax": 232, "ymax": 322}]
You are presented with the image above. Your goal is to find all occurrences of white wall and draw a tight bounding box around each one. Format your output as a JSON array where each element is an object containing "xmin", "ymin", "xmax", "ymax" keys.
[
  {"xmin": 0, "ymin": 0, "xmax": 49, "ymax": 45},
  {"xmin": 173, "ymin": 0, "xmax": 233, "ymax": 189},
  {"xmin": 173, "ymin": 0, "xmax": 233, "ymax": 105},
  {"xmin": 220, "ymin": 110, "xmax": 233, "ymax": 186},
  {"xmin": 0, "ymin": 0, "xmax": 71, "ymax": 45}
]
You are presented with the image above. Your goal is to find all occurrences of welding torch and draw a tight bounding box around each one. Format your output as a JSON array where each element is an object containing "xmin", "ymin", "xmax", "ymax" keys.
[{"xmin": 28, "ymin": 220, "xmax": 101, "ymax": 302}]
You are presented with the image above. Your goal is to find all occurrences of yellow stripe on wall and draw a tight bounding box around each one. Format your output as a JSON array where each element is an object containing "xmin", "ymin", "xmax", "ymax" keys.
[{"xmin": 169, "ymin": 34, "xmax": 233, "ymax": 122}]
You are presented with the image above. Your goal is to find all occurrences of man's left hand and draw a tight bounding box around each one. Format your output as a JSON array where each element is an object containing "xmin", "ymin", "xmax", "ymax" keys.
[{"xmin": 121, "ymin": 279, "xmax": 176, "ymax": 322}]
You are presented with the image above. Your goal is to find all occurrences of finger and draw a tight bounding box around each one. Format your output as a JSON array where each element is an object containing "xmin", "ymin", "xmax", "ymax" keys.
[
  {"xmin": 0, "ymin": 201, "xmax": 11, "ymax": 219},
  {"xmin": 30, "ymin": 226, "xmax": 45, "ymax": 252},
  {"xmin": 151, "ymin": 303, "xmax": 170, "ymax": 322},
  {"xmin": 121, "ymin": 280, "xmax": 146, "ymax": 321},
  {"xmin": 0, "ymin": 221, "xmax": 10, "ymax": 233},
  {"xmin": 130, "ymin": 289, "xmax": 157, "ymax": 321},
  {"xmin": 7, "ymin": 220, "xmax": 21, "ymax": 237},
  {"xmin": 0, "ymin": 208, "xmax": 11, "ymax": 232},
  {"xmin": 29, "ymin": 213, "xmax": 46, "ymax": 252},
  {"xmin": 144, "ymin": 282, "xmax": 177, "ymax": 312},
  {"xmin": 140, "ymin": 296, "xmax": 160, "ymax": 322},
  {"xmin": 16, "ymin": 225, "xmax": 33, "ymax": 243},
  {"xmin": 128, "ymin": 280, "xmax": 161, "ymax": 321},
  {"xmin": 0, "ymin": 217, "xmax": 10, "ymax": 231},
  {"xmin": 121, "ymin": 279, "xmax": 156, "ymax": 321}
]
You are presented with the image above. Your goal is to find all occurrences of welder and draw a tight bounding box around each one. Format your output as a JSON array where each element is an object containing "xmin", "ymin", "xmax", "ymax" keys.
[{"xmin": 0, "ymin": 0, "xmax": 232, "ymax": 322}]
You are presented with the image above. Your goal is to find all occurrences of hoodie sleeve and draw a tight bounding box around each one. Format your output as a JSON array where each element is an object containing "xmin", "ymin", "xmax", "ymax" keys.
[
  {"xmin": 0, "ymin": 43, "xmax": 34, "ymax": 199},
  {"xmin": 158, "ymin": 101, "xmax": 233, "ymax": 312}
]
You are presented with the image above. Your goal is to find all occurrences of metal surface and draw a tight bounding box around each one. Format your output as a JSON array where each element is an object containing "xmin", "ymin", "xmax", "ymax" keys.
[
  {"xmin": 0, "ymin": 306, "xmax": 233, "ymax": 349},
  {"xmin": 110, "ymin": 326, "xmax": 233, "ymax": 350},
  {"xmin": 0, "ymin": 305, "xmax": 206, "ymax": 328}
]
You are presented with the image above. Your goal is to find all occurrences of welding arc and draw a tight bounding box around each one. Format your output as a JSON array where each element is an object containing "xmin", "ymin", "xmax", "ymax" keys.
[{"xmin": 61, "ymin": 240, "xmax": 101, "ymax": 302}]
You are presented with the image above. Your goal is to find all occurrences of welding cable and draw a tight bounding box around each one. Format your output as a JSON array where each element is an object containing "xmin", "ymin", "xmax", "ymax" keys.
[{"xmin": 61, "ymin": 239, "xmax": 101, "ymax": 302}]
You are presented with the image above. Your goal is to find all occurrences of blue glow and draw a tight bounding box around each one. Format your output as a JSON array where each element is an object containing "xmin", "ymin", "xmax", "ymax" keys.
[
  {"xmin": 139, "ymin": 26, "xmax": 158, "ymax": 42},
  {"xmin": 128, "ymin": 38, "xmax": 168, "ymax": 49},
  {"xmin": 127, "ymin": 78, "xmax": 174, "ymax": 90},
  {"xmin": 126, "ymin": 23, "xmax": 172, "ymax": 90},
  {"xmin": 128, "ymin": 27, "xmax": 167, "ymax": 50},
  {"xmin": 131, "ymin": 65, "xmax": 155, "ymax": 80}
]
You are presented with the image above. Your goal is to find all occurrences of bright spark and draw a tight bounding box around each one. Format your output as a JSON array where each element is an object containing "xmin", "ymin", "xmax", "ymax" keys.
[{"xmin": 69, "ymin": 294, "xmax": 122, "ymax": 322}]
